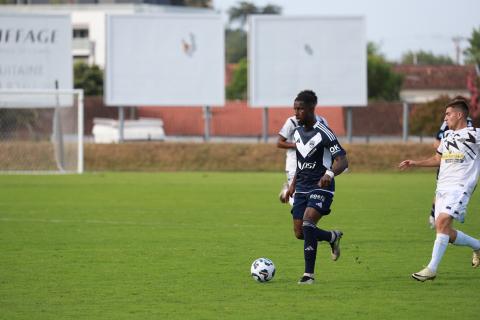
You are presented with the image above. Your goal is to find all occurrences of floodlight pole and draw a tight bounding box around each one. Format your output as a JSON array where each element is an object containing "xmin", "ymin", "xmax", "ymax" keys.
[
  {"xmin": 203, "ymin": 105, "xmax": 211, "ymax": 142},
  {"xmin": 346, "ymin": 107, "xmax": 353, "ymax": 143},
  {"xmin": 262, "ymin": 107, "xmax": 269, "ymax": 143},
  {"xmin": 118, "ymin": 106, "xmax": 125, "ymax": 143},
  {"xmin": 402, "ymin": 101, "xmax": 409, "ymax": 142}
]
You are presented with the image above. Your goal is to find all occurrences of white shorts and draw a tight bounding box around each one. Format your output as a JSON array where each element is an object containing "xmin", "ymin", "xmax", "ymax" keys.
[{"xmin": 435, "ymin": 190, "xmax": 471, "ymax": 223}]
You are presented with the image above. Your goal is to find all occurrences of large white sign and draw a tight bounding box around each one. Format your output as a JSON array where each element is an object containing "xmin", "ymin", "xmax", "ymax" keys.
[
  {"xmin": 105, "ymin": 14, "xmax": 225, "ymax": 106},
  {"xmin": 249, "ymin": 16, "xmax": 367, "ymax": 107},
  {"xmin": 0, "ymin": 13, "xmax": 72, "ymax": 91}
]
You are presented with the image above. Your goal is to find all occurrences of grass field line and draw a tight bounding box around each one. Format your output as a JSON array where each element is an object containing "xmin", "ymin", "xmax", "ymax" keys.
[{"xmin": 0, "ymin": 216, "xmax": 261, "ymax": 229}]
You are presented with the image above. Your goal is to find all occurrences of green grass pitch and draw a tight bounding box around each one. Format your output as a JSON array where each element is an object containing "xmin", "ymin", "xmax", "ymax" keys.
[{"xmin": 1, "ymin": 172, "xmax": 479, "ymax": 319}]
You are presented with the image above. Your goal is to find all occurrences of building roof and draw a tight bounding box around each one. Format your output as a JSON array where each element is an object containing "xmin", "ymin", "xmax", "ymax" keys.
[{"xmin": 393, "ymin": 64, "xmax": 477, "ymax": 90}]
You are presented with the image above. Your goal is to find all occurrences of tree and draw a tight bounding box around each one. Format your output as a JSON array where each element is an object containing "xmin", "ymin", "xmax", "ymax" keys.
[
  {"xmin": 227, "ymin": 1, "xmax": 282, "ymax": 29},
  {"xmin": 225, "ymin": 2, "xmax": 281, "ymax": 63},
  {"xmin": 464, "ymin": 26, "xmax": 480, "ymax": 65},
  {"xmin": 228, "ymin": 1, "xmax": 259, "ymax": 28},
  {"xmin": 401, "ymin": 50, "xmax": 454, "ymax": 65},
  {"xmin": 368, "ymin": 43, "xmax": 403, "ymax": 101},
  {"xmin": 74, "ymin": 62, "xmax": 103, "ymax": 96},
  {"xmin": 170, "ymin": 0, "xmax": 212, "ymax": 7},
  {"xmin": 226, "ymin": 58, "xmax": 248, "ymax": 100},
  {"xmin": 226, "ymin": 29, "xmax": 247, "ymax": 64},
  {"xmin": 409, "ymin": 96, "xmax": 451, "ymax": 136}
]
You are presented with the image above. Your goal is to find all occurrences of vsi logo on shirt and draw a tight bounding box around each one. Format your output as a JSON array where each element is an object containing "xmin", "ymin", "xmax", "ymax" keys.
[{"xmin": 298, "ymin": 161, "xmax": 316, "ymax": 170}]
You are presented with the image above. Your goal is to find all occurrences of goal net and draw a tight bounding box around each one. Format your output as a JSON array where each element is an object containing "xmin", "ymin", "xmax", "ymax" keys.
[{"xmin": 0, "ymin": 89, "xmax": 84, "ymax": 174}]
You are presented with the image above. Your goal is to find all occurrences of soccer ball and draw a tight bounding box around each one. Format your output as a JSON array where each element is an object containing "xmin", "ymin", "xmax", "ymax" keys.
[{"xmin": 251, "ymin": 258, "xmax": 276, "ymax": 282}]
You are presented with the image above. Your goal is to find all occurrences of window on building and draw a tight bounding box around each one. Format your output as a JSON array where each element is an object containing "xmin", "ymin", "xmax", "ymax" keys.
[{"xmin": 73, "ymin": 28, "xmax": 89, "ymax": 39}]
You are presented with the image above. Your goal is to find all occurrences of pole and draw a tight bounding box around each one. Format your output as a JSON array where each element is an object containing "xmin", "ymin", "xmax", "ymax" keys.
[
  {"xmin": 346, "ymin": 107, "xmax": 353, "ymax": 143},
  {"xmin": 403, "ymin": 101, "xmax": 409, "ymax": 142},
  {"xmin": 53, "ymin": 80, "xmax": 65, "ymax": 171},
  {"xmin": 77, "ymin": 90, "xmax": 84, "ymax": 173},
  {"xmin": 203, "ymin": 105, "xmax": 211, "ymax": 142},
  {"xmin": 118, "ymin": 106, "xmax": 125, "ymax": 143},
  {"xmin": 262, "ymin": 107, "xmax": 269, "ymax": 143}
]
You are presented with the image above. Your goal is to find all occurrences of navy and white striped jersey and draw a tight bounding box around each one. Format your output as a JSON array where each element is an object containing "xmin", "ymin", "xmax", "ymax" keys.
[
  {"xmin": 293, "ymin": 121, "xmax": 346, "ymax": 193},
  {"xmin": 278, "ymin": 115, "xmax": 328, "ymax": 173}
]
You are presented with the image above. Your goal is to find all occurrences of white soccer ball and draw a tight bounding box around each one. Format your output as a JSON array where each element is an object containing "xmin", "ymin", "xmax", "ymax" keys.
[{"xmin": 251, "ymin": 258, "xmax": 276, "ymax": 282}]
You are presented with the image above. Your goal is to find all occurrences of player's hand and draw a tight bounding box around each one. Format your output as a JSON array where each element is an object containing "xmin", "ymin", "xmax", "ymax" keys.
[
  {"xmin": 285, "ymin": 184, "xmax": 295, "ymax": 200},
  {"xmin": 398, "ymin": 160, "xmax": 415, "ymax": 170},
  {"xmin": 318, "ymin": 174, "xmax": 332, "ymax": 188}
]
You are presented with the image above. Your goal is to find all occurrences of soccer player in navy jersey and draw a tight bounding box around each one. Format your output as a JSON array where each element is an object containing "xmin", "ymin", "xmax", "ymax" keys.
[
  {"xmin": 284, "ymin": 90, "xmax": 349, "ymax": 284},
  {"xmin": 277, "ymin": 114, "xmax": 328, "ymax": 206}
]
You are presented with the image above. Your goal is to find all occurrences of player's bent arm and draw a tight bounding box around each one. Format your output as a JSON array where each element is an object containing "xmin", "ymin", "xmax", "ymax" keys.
[
  {"xmin": 331, "ymin": 154, "xmax": 348, "ymax": 176},
  {"xmin": 277, "ymin": 135, "xmax": 295, "ymax": 149},
  {"xmin": 398, "ymin": 153, "xmax": 441, "ymax": 170},
  {"xmin": 318, "ymin": 154, "xmax": 348, "ymax": 188}
]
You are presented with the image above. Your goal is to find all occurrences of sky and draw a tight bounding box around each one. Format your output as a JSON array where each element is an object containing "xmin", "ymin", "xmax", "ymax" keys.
[{"xmin": 212, "ymin": 0, "xmax": 480, "ymax": 63}]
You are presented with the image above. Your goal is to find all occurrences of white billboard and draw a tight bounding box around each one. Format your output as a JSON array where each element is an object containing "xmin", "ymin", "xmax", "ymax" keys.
[
  {"xmin": 0, "ymin": 13, "xmax": 72, "ymax": 91},
  {"xmin": 105, "ymin": 14, "xmax": 225, "ymax": 107},
  {"xmin": 249, "ymin": 16, "xmax": 367, "ymax": 107}
]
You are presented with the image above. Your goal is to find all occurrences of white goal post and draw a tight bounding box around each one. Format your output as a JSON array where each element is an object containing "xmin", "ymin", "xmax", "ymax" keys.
[{"xmin": 0, "ymin": 89, "xmax": 84, "ymax": 174}]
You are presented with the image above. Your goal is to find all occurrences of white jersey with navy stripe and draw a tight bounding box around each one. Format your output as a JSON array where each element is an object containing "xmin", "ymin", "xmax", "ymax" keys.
[
  {"xmin": 293, "ymin": 120, "xmax": 346, "ymax": 193},
  {"xmin": 436, "ymin": 117, "xmax": 473, "ymax": 140},
  {"xmin": 437, "ymin": 126, "xmax": 480, "ymax": 194}
]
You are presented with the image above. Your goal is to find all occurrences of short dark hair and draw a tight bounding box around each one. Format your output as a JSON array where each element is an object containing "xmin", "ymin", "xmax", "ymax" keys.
[
  {"xmin": 295, "ymin": 90, "xmax": 317, "ymax": 108},
  {"xmin": 445, "ymin": 96, "xmax": 470, "ymax": 117}
]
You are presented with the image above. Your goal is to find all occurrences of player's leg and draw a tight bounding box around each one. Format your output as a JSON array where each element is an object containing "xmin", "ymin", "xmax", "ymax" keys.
[
  {"xmin": 413, "ymin": 194, "xmax": 451, "ymax": 282},
  {"xmin": 429, "ymin": 198, "xmax": 435, "ymax": 229},
  {"xmin": 427, "ymin": 213, "xmax": 453, "ymax": 272},
  {"xmin": 447, "ymin": 192, "xmax": 480, "ymax": 267},
  {"xmin": 413, "ymin": 190, "xmax": 478, "ymax": 281},
  {"xmin": 291, "ymin": 193, "xmax": 307, "ymax": 239},
  {"xmin": 298, "ymin": 207, "xmax": 324, "ymax": 284},
  {"xmin": 298, "ymin": 191, "xmax": 340, "ymax": 284}
]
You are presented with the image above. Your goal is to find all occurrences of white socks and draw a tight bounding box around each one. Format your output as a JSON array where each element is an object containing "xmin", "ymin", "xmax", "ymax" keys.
[
  {"xmin": 427, "ymin": 233, "xmax": 449, "ymax": 273},
  {"xmin": 453, "ymin": 230, "xmax": 480, "ymax": 250}
]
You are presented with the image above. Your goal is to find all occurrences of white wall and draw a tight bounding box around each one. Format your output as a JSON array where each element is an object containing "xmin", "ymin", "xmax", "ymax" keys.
[{"xmin": 1, "ymin": 4, "xmax": 213, "ymax": 68}]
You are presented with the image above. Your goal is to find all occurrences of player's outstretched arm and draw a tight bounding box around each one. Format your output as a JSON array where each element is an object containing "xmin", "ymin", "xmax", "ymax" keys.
[{"xmin": 399, "ymin": 154, "xmax": 441, "ymax": 170}]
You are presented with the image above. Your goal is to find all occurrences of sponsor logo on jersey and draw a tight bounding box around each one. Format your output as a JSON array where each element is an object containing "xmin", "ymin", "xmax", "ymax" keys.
[
  {"xmin": 298, "ymin": 161, "xmax": 316, "ymax": 170},
  {"xmin": 329, "ymin": 144, "xmax": 341, "ymax": 153},
  {"xmin": 442, "ymin": 152, "xmax": 465, "ymax": 163},
  {"xmin": 309, "ymin": 193, "xmax": 325, "ymax": 201}
]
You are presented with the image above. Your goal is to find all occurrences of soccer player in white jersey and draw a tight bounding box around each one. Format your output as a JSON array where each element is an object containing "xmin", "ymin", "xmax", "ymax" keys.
[
  {"xmin": 284, "ymin": 90, "xmax": 349, "ymax": 284},
  {"xmin": 399, "ymin": 96, "xmax": 480, "ymax": 281},
  {"xmin": 277, "ymin": 114, "xmax": 328, "ymax": 206},
  {"xmin": 426, "ymin": 115, "xmax": 474, "ymax": 228}
]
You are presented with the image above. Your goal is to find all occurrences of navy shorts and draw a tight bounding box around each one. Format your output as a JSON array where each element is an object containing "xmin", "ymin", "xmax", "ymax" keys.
[{"xmin": 291, "ymin": 190, "xmax": 333, "ymax": 220}]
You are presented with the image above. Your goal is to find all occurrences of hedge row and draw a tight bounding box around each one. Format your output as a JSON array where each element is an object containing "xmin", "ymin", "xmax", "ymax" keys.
[{"xmin": 84, "ymin": 142, "xmax": 437, "ymax": 172}]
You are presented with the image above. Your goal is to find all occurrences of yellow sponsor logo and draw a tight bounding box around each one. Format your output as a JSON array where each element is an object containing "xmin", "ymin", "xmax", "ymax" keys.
[{"xmin": 442, "ymin": 153, "xmax": 464, "ymax": 160}]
